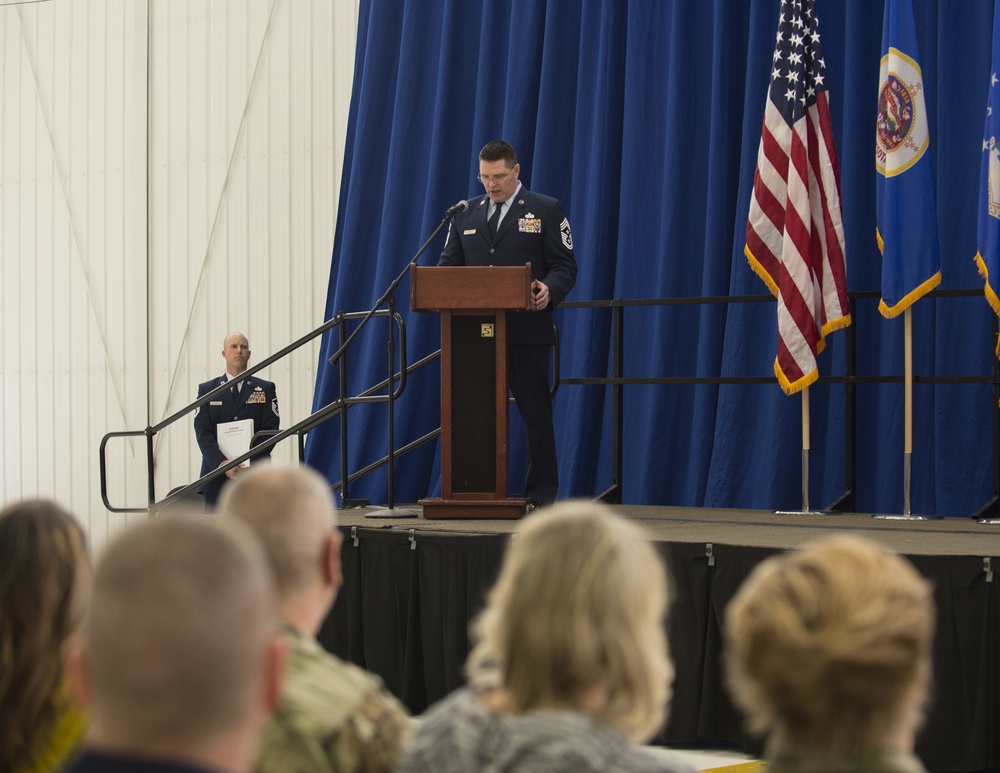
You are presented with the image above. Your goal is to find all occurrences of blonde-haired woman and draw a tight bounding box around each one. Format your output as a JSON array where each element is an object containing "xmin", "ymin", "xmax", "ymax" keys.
[
  {"xmin": 0, "ymin": 500, "xmax": 89, "ymax": 773},
  {"xmin": 398, "ymin": 501, "xmax": 690, "ymax": 773},
  {"xmin": 725, "ymin": 534, "xmax": 934, "ymax": 773}
]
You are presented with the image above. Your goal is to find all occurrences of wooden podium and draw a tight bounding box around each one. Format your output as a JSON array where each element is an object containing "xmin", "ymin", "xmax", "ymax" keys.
[{"xmin": 411, "ymin": 265, "xmax": 531, "ymax": 519}]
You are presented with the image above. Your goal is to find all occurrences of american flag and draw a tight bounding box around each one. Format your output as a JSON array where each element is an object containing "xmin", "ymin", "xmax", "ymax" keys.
[{"xmin": 745, "ymin": 0, "xmax": 850, "ymax": 395}]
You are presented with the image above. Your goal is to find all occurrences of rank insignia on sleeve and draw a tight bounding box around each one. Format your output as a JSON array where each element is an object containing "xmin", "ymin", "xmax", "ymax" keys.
[
  {"xmin": 518, "ymin": 214, "xmax": 542, "ymax": 233},
  {"xmin": 560, "ymin": 217, "xmax": 574, "ymax": 250}
]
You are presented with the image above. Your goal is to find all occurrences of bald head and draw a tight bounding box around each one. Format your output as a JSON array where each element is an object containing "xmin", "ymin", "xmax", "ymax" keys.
[
  {"xmin": 222, "ymin": 331, "xmax": 251, "ymax": 377},
  {"xmin": 219, "ymin": 464, "xmax": 338, "ymax": 601},
  {"xmin": 82, "ymin": 517, "xmax": 275, "ymax": 749}
]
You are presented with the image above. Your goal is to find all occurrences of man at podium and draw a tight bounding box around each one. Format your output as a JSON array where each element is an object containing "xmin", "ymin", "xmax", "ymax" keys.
[{"xmin": 440, "ymin": 140, "xmax": 577, "ymax": 508}]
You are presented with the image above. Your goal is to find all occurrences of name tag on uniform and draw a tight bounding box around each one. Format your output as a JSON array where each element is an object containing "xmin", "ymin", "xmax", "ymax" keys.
[
  {"xmin": 210, "ymin": 401, "xmax": 223, "ymax": 406},
  {"xmin": 464, "ymin": 229, "xmax": 477, "ymax": 235}
]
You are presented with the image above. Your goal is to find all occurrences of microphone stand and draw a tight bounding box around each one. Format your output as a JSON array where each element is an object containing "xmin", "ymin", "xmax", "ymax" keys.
[{"xmin": 328, "ymin": 206, "xmax": 462, "ymax": 519}]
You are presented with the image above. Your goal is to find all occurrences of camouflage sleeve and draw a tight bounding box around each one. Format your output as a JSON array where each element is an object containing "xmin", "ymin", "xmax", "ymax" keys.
[
  {"xmin": 254, "ymin": 629, "xmax": 412, "ymax": 773},
  {"xmin": 325, "ymin": 685, "xmax": 411, "ymax": 773},
  {"xmin": 255, "ymin": 719, "xmax": 336, "ymax": 773}
]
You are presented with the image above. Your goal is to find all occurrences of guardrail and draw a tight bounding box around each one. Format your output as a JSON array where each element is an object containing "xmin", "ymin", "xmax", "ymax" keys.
[
  {"xmin": 99, "ymin": 308, "xmax": 420, "ymax": 513},
  {"xmin": 101, "ymin": 287, "xmax": 1000, "ymax": 518}
]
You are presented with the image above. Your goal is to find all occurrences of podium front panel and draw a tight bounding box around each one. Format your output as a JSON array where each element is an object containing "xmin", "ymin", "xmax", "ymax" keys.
[{"xmin": 450, "ymin": 315, "xmax": 496, "ymax": 492}]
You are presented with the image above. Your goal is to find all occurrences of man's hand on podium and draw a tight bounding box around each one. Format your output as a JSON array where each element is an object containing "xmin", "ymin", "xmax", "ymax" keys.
[{"xmin": 530, "ymin": 280, "xmax": 550, "ymax": 311}]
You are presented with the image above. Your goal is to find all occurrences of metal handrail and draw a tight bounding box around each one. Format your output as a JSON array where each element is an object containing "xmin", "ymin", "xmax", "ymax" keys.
[
  {"xmin": 102, "ymin": 285, "xmax": 1000, "ymax": 518},
  {"xmin": 558, "ymin": 287, "xmax": 1000, "ymax": 514},
  {"xmin": 99, "ymin": 308, "xmax": 413, "ymax": 513}
]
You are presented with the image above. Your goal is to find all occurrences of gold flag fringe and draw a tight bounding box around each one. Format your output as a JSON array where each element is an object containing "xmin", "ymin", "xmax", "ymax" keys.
[
  {"xmin": 974, "ymin": 251, "xmax": 1000, "ymax": 358},
  {"xmin": 878, "ymin": 271, "xmax": 941, "ymax": 318},
  {"xmin": 744, "ymin": 245, "xmax": 779, "ymax": 299},
  {"xmin": 746, "ymin": 244, "xmax": 853, "ymax": 395},
  {"xmin": 776, "ymin": 360, "xmax": 819, "ymax": 395}
]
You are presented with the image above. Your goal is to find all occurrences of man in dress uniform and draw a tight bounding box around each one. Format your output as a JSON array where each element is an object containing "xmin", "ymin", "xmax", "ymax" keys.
[
  {"xmin": 194, "ymin": 331, "xmax": 280, "ymax": 508},
  {"xmin": 440, "ymin": 140, "xmax": 577, "ymax": 508}
]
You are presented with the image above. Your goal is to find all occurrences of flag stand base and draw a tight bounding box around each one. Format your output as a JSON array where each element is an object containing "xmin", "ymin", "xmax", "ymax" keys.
[
  {"xmin": 872, "ymin": 513, "xmax": 942, "ymax": 521},
  {"xmin": 364, "ymin": 506, "xmax": 419, "ymax": 519},
  {"xmin": 773, "ymin": 509, "xmax": 841, "ymax": 516}
]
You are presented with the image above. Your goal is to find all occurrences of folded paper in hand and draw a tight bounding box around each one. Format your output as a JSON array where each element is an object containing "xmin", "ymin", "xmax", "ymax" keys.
[{"xmin": 218, "ymin": 419, "xmax": 253, "ymax": 468}]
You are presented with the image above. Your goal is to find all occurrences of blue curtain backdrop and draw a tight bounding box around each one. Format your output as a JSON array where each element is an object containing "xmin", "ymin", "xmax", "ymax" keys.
[{"xmin": 307, "ymin": 0, "xmax": 997, "ymax": 517}]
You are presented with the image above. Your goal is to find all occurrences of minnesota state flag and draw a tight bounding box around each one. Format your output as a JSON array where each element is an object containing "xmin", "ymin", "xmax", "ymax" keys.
[
  {"xmin": 976, "ymin": 0, "xmax": 1000, "ymax": 353},
  {"xmin": 875, "ymin": 0, "xmax": 942, "ymax": 317}
]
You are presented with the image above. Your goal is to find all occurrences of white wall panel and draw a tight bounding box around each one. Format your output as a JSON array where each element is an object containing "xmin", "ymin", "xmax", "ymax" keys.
[
  {"xmin": 1, "ymin": 1, "xmax": 149, "ymax": 550},
  {"xmin": 2, "ymin": 0, "xmax": 358, "ymax": 550},
  {"xmin": 148, "ymin": 0, "xmax": 357, "ymax": 509}
]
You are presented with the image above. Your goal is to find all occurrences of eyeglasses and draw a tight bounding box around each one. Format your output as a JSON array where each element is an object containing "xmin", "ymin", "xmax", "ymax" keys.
[{"xmin": 477, "ymin": 171, "xmax": 513, "ymax": 184}]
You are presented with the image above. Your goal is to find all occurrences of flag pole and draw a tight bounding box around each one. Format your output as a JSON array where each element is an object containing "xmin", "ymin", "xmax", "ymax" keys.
[
  {"xmin": 802, "ymin": 387, "xmax": 810, "ymax": 511},
  {"xmin": 776, "ymin": 385, "xmax": 833, "ymax": 516},
  {"xmin": 903, "ymin": 306, "xmax": 913, "ymax": 515},
  {"xmin": 874, "ymin": 307, "xmax": 939, "ymax": 519}
]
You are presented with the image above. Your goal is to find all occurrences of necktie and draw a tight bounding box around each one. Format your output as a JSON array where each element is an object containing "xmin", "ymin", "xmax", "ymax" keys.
[
  {"xmin": 489, "ymin": 202, "xmax": 503, "ymax": 239},
  {"xmin": 232, "ymin": 381, "xmax": 240, "ymax": 399}
]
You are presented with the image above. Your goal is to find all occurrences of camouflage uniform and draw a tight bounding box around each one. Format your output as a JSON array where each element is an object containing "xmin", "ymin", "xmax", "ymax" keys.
[{"xmin": 255, "ymin": 621, "xmax": 410, "ymax": 773}]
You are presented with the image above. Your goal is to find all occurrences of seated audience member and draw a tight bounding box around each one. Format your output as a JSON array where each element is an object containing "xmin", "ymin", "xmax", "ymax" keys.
[
  {"xmin": 397, "ymin": 501, "xmax": 691, "ymax": 773},
  {"xmin": 725, "ymin": 534, "xmax": 935, "ymax": 773},
  {"xmin": 0, "ymin": 500, "xmax": 89, "ymax": 773},
  {"xmin": 219, "ymin": 463, "xmax": 410, "ymax": 773},
  {"xmin": 66, "ymin": 516, "xmax": 283, "ymax": 773}
]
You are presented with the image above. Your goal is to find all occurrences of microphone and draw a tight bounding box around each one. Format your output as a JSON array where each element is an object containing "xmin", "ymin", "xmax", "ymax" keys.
[{"xmin": 444, "ymin": 199, "xmax": 469, "ymax": 217}]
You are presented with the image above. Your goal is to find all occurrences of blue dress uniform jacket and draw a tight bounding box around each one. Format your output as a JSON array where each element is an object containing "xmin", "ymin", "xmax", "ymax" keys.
[
  {"xmin": 194, "ymin": 374, "xmax": 279, "ymax": 507},
  {"xmin": 69, "ymin": 750, "xmax": 219, "ymax": 773},
  {"xmin": 439, "ymin": 187, "xmax": 576, "ymax": 503},
  {"xmin": 440, "ymin": 189, "xmax": 577, "ymax": 344}
]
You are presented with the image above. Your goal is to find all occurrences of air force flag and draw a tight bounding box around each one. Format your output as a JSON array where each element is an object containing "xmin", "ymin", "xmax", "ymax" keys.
[
  {"xmin": 875, "ymin": 0, "xmax": 941, "ymax": 318},
  {"xmin": 976, "ymin": 0, "xmax": 1000, "ymax": 354}
]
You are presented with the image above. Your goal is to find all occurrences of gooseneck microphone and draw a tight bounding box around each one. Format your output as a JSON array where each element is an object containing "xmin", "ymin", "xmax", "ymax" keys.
[{"xmin": 444, "ymin": 199, "xmax": 469, "ymax": 217}]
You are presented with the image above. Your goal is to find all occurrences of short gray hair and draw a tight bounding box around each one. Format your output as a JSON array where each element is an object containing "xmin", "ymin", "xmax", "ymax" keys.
[
  {"xmin": 219, "ymin": 463, "xmax": 335, "ymax": 599},
  {"xmin": 85, "ymin": 516, "xmax": 274, "ymax": 745}
]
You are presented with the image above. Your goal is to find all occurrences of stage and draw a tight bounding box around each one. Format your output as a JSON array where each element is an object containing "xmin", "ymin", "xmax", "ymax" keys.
[{"xmin": 318, "ymin": 505, "xmax": 1000, "ymax": 772}]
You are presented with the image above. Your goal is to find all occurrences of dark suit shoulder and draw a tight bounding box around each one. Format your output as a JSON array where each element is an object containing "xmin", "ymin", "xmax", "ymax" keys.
[
  {"xmin": 449, "ymin": 195, "xmax": 488, "ymax": 225},
  {"xmin": 518, "ymin": 188, "xmax": 563, "ymax": 211},
  {"xmin": 244, "ymin": 376, "xmax": 276, "ymax": 391},
  {"xmin": 197, "ymin": 376, "xmax": 227, "ymax": 393},
  {"xmin": 199, "ymin": 375, "xmax": 275, "ymax": 389}
]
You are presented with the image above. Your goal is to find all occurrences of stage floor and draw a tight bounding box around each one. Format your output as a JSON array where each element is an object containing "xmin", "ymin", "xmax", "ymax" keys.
[{"xmin": 339, "ymin": 503, "xmax": 1000, "ymax": 557}]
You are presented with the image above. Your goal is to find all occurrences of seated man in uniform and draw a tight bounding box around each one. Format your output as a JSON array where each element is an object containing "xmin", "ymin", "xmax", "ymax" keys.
[{"xmin": 220, "ymin": 463, "xmax": 410, "ymax": 772}]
